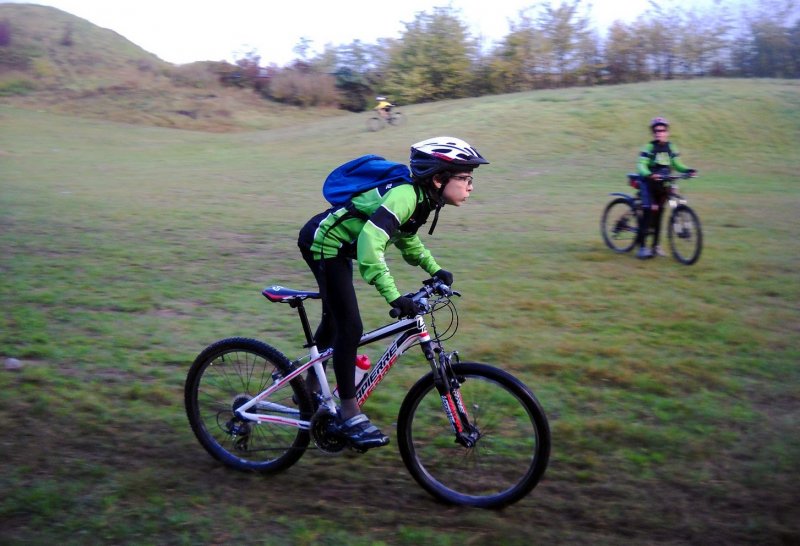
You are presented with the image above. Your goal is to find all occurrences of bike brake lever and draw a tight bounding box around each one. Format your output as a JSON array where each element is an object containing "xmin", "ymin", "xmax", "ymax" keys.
[{"xmin": 439, "ymin": 285, "xmax": 460, "ymax": 298}]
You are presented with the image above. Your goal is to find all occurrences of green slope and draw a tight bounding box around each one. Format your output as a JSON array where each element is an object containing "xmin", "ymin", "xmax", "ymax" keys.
[{"xmin": 0, "ymin": 78, "xmax": 798, "ymax": 545}]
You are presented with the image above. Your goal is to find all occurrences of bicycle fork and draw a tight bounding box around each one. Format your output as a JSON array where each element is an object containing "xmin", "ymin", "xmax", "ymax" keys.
[{"xmin": 424, "ymin": 342, "xmax": 481, "ymax": 448}]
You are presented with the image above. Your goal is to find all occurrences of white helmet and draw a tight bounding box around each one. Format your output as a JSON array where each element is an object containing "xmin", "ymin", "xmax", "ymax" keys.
[{"xmin": 409, "ymin": 136, "xmax": 489, "ymax": 178}]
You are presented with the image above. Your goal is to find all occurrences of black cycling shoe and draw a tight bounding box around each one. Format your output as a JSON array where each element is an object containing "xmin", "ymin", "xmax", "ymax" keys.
[{"xmin": 332, "ymin": 413, "xmax": 390, "ymax": 451}]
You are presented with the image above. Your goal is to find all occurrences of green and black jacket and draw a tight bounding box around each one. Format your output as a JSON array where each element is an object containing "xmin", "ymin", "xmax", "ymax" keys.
[
  {"xmin": 301, "ymin": 184, "xmax": 441, "ymax": 304},
  {"xmin": 637, "ymin": 140, "xmax": 691, "ymax": 177}
]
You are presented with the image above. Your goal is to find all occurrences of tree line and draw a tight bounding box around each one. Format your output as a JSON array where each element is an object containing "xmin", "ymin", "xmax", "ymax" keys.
[{"xmin": 223, "ymin": 0, "xmax": 799, "ymax": 111}]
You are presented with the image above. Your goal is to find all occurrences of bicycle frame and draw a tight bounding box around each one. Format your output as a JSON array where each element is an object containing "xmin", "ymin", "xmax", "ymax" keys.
[
  {"xmin": 234, "ymin": 307, "xmax": 434, "ymax": 431},
  {"xmin": 612, "ymin": 173, "xmax": 691, "ymax": 211},
  {"xmin": 609, "ymin": 187, "xmax": 685, "ymax": 212}
]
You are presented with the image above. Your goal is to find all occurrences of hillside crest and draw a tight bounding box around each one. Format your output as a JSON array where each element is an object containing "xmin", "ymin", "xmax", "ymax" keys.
[{"xmin": 0, "ymin": 3, "xmax": 329, "ymax": 131}]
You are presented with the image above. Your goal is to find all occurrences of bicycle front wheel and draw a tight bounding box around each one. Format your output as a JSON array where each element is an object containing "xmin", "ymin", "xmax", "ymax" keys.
[
  {"xmin": 601, "ymin": 197, "xmax": 638, "ymax": 253},
  {"xmin": 397, "ymin": 362, "xmax": 550, "ymax": 508},
  {"xmin": 366, "ymin": 116, "xmax": 384, "ymax": 131},
  {"xmin": 389, "ymin": 111, "xmax": 406, "ymax": 126},
  {"xmin": 185, "ymin": 337, "xmax": 313, "ymax": 473},
  {"xmin": 668, "ymin": 204, "xmax": 702, "ymax": 265}
]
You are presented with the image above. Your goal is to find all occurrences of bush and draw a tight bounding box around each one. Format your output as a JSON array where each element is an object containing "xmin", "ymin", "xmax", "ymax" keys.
[
  {"xmin": 266, "ymin": 70, "xmax": 341, "ymax": 107},
  {"xmin": 0, "ymin": 78, "xmax": 35, "ymax": 96},
  {"xmin": 0, "ymin": 18, "xmax": 10, "ymax": 47},
  {"xmin": 168, "ymin": 64, "xmax": 217, "ymax": 89},
  {"xmin": 0, "ymin": 47, "xmax": 31, "ymax": 69}
]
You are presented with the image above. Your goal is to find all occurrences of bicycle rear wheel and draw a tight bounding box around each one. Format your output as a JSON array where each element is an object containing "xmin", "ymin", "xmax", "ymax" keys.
[
  {"xmin": 668, "ymin": 204, "xmax": 702, "ymax": 265},
  {"xmin": 601, "ymin": 197, "xmax": 638, "ymax": 253},
  {"xmin": 185, "ymin": 337, "xmax": 313, "ymax": 473},
  {"xmin": 397, "ymin": 362, "xmax": 550, "ymax": 508}
]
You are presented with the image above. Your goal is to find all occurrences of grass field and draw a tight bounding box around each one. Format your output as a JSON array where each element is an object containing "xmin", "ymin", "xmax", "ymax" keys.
[{"xmin": 1, "ymin": 79, "xmax": 799, "ymax": 545}]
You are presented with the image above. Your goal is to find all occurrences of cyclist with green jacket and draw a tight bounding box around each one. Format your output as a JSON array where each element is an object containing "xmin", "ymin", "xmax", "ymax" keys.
[
  {"xmin": 297, "ymin": 137, "xmax": 489, "ymax": 450},
  {"xmin": 635, "ymin": 117, "xmax": 697, "ymax": 259}
]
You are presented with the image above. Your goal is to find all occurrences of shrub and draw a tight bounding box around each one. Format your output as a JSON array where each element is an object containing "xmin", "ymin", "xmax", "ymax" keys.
[
  {"xmin": 0, "ymin": 18, "xmax": 10, "ymax": 47},
  {"xmin": 0, "ymin": 78, "xmax": 35, "ymax": 96},
  {"xmin": 266, "ymin": 70, "xmax": 341, "ymax": 107}
]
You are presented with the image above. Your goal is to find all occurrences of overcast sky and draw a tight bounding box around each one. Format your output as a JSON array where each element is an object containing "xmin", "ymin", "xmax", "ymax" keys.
[{"xmin": 4, "ymin": 0, "xmax": 727, "ymax": 65}]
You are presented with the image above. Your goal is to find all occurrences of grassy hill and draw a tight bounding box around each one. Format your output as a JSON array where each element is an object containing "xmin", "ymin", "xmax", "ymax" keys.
[
  {"xmin": 0, "ymin": 3, "xmax": 346, "ymax": 131},
  {"xmin": 1, "ymin": 72, "xmax": 799, "ymax": 545}
]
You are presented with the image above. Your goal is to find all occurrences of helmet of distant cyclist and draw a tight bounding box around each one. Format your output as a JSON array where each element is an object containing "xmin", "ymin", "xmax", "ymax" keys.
[
  {"xmin": 650, "ymin": 116, "xmax": 670, "ymax": 130},
  {"xmin": 409, "ymin": 136, "xmax": 489, "ymax": 179}
]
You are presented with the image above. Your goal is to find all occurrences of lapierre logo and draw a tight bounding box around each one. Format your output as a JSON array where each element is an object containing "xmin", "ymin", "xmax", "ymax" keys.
[{"xmin": 357, "ymin": 343, "xmax": 399, "ymax": 399}]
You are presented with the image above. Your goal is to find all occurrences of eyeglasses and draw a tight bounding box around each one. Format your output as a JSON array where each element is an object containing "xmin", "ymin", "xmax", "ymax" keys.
[
  {"xmin": 450, "ymin": 174, "xmax": 474, "ymax": 184},
  {"xmin": 653, "ymin": 128, "xmax": 668, "ymax": 134}
]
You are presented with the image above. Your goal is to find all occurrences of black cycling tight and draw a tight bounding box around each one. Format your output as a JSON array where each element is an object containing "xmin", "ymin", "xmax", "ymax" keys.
[
  {"xmin": 300, "ymin": 248, "xmax": 363, "ymax": 400},
  {"xmin": 638, "ymin": 179, "xmax": 668, "ymax": 248}
]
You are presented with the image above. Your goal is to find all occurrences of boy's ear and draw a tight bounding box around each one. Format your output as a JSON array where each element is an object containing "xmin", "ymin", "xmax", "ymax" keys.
[{"xmin": 432, "ymin": 174, "xmax": 444, "ymax": 190}]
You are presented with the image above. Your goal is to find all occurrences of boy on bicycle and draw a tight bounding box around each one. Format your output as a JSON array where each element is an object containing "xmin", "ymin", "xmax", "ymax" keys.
[
  {"xmin": 373, "ymin": 96, "xmax": 394, "ymax": 120},
  {"xmin": 635, "ymin": 117, "xmax": 697, "ymax": 259},
  {"xmin": 297, "ymin": 137, "xmax": 489, "ymax": 450}
]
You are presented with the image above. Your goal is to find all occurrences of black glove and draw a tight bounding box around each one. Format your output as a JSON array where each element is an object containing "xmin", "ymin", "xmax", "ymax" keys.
[
  {"xmin": 433, "ymin": 269, "xmax": 454, "ymax": 286},
  {"xmin": 687, "ymin": 169, "xmax": 697, "ymax": 177},
  {"xmin": 390, "ymin": 296, "xmax": 417, "ymax": 318}
]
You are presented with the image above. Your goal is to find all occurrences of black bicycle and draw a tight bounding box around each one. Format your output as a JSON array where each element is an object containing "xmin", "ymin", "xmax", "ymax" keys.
[
  {"xmin": 185, "ymin": 278, "xmax": 550, "ymax": 508},
  {"xmin": 601, "ymin": 173, "xmax": 703, "ymax": 265}
]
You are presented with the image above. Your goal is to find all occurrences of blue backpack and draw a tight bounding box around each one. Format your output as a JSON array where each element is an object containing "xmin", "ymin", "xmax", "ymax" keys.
[{"xmin": 323, "ymin": 154, "xmax": 413, "ymax": 206}]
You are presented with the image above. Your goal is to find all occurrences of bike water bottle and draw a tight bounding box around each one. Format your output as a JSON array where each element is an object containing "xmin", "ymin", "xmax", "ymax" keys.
[
  {"xmin": 353, "ymin": 354, "xmax": 371, "ymax": 388},
  {"xmin": 333, "ymin": 354, "xmax": 371, "ymax": 398}
]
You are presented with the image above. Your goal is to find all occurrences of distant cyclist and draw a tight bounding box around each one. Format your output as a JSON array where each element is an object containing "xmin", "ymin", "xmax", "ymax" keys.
[
  {"xmin": 297, "ymin": 137, "xmax": 488, "ymax": 450},
  {"xmin": 373, "ymin": 96, "xmax": 394, "ymax": 120},
  {"xmin": 635, "ymin": 117, "xmax": 697, "ymax": 259}
]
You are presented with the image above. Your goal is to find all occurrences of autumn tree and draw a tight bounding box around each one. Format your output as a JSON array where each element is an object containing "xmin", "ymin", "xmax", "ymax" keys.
[
  {"xmin": 487, "ymin": 8, "xmax": 548, "ymax": 92},
  {"xmin": 230, "ymin": 0, "xmax": 799, "ymax": 110},
  {"xmin": 536, "ymin": 0, "xmax": 593, "ymax": 86},
  {"xmin": 487, "ymin": 0, "xmax": 597, "ymax": 90},
  {"xmin": 728, "ymin": 0, "xmax": 799, "ymax": 76},
  {"xmin": 749, "ymin": 20, "xmax": 798, "ymax": 76},
  {"xmin": 382, "ymin": 7, "xmax": 477, "ymax": 103},
  {"xmin": 604, "ymin": 21, "xmax": 640, "ymax": 83}
]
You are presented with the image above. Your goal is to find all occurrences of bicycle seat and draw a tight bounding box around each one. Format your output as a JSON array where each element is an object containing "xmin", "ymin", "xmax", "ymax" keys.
[{"xmin": 262, "ymin": 285, "xmax": 321, "ymax": 303}]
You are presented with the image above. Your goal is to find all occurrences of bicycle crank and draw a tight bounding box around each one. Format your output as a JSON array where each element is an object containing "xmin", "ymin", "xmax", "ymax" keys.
[{"xmin": 310, "ymin": 409, "xmax": 347, "ymax": 454}]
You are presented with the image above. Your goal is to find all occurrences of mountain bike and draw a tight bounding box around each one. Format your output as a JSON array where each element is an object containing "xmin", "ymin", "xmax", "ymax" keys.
[
  {"xmin": 366, "ymin": 110, "xmax": 406, "ymax": 131},
  {"xmin": 184, "ymin": 278, "xmax": 550, "ymax": 508},
  {"xmin": 600, "ymin": 173, "xmax": 702, "ymax": 265}
]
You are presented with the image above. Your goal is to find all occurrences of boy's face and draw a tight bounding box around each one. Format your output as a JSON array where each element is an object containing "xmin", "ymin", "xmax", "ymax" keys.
[
  {"xmin": 653, "ymin": 125, "xmax": 669, "ymax": 143},
  {"xmin": 435, "ymin": 171, "xmax": 473, "ymax": 206}
]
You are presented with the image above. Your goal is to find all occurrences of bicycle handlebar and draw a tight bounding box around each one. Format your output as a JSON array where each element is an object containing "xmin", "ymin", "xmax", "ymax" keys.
[
  {"xmin": 659, "ymin": 172, "xmax": 697, "ymax": 181},
  {"xmin": 389, "ymin": 278, "xmax": 460, "ymax": 318}
]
